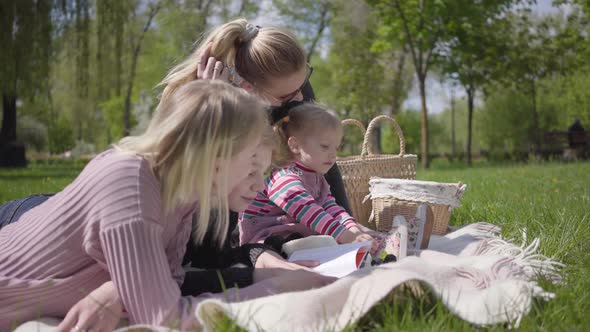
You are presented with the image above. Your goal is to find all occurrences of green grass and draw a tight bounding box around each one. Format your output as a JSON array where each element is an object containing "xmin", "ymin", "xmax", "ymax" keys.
[
  {"xmin": 355, "ymin": 161, "xmax": 590, "ymax": 331},
  {"xmin": 1, "ymin": 160, "xmax": 589, "ymax": 331},
  {"xmin": 0, "ymin": 159, "xmax": 87, "ymax": 202}
]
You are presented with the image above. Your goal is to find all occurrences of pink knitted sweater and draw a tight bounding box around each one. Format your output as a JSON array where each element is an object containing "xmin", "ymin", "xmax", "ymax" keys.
[{"xmin": 0, "ymin": 149, "xmax": 275, "ymax": 330}]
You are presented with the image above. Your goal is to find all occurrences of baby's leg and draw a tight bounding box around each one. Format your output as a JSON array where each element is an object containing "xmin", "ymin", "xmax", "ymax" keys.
[
  {"xmin": 374, "ymin": 205, "xmax": 434, "ymax": 260},
  {"xmin": 408, "ymin": 205, "xmax": 434, "ymax": 250},
  {"xmin": 375, "ymin": 216, "xmax": 409, "ymax": 260}
]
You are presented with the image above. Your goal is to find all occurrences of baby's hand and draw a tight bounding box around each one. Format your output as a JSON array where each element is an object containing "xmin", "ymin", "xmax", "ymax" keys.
[
  {"xmin": 349, "ymin": 226, "xmax": 363, "ymax": 234},
  {"xmin": 353, "ymin": 233, "xmax": 380, "ymax": 255}
]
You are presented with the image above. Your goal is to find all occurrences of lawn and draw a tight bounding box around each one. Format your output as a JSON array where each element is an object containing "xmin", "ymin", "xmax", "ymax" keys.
[{"xmin": 1, "ymin": 160, "xmax": 589, "ymax": 331}]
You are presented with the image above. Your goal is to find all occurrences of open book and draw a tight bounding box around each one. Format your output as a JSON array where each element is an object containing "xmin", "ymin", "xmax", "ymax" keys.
[{"xmin": 287, "ymin": 241, "xmax": 372, "ymax": 278}]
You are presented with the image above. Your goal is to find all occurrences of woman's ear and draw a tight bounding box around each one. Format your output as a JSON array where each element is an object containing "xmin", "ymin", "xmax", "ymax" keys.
[
  {"xmin": 240, "ymin": 81, "xmax": 255, "ymax": 93},
  {"xmin": 287, "ymin": 136, "xmax": 300, "ymax": 154}
]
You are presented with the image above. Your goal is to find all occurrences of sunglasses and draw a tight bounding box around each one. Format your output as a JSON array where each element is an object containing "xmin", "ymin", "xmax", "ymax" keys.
[{"xmin": 259, "ymin": 63, "xmax": 314, "ymax": 106}]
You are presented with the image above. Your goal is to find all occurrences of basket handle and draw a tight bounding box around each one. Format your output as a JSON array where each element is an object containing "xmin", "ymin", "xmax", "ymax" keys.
[
  {"xmin": 341, "ymin": 119, "xmax": 366, "ymax": 136},
  {"xmin": 361, "ymin": 115, "xmax": 406, "ymax": 156}
]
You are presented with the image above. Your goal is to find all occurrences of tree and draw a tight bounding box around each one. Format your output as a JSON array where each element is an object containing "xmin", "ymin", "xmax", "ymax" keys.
[
  {"xmin": 0, "ymin": 0, "xmax": 52, "ymax": 166},
  {"xmin": 367, "ymin": 0, "xmax": 448, "ymax": 169},
  {"xmin": 497, "ymin": 13, "xmax": 569, "ymax": 151},
  {"xmin": 437, "ymin": 0, "xmax": 527, "ymax": 165},
  {"xmin": 272, "ymin": 0, "xmax": 332, "ymax": 60},
  {"xmin": 321, "ymin": 1, "xmax": 394, "ymax": 153},
  {"xmin": 292, "ymin": 1, "xmax": 412, "ymax": 154},
  {"xmin": 123, "ymin": 1, "xmax": 161, "ymax": 136}
]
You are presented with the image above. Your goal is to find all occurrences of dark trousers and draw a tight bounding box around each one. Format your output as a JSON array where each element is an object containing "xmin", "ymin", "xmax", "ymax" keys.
[{"xmin": 0, "ymin": 194, "xmax": 53, "ymax": 230}]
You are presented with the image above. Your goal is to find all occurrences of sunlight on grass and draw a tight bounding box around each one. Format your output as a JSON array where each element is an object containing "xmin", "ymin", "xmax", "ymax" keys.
[{"xmin": 1, "ymin": 160, "xmax": 588, "ymax": 331}]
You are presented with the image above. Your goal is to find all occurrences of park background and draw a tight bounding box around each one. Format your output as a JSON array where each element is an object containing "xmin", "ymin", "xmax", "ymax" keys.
[
  {"xmin": 1, "ymin": 0, "xmax": 590, "ymax": 331},
  {"xmin": 1, "ymin": 0, "xmax": 589, "ymax": 168}
]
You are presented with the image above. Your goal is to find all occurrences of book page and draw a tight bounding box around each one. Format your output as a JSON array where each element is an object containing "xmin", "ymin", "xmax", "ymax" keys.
[{"xmin": 288, "ymin": 241, "xmax": 371, "ymax": 278}]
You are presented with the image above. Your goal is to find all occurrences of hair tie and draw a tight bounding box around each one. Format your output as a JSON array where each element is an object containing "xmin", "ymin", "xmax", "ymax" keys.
[
  {"xmin": 227, "ymin": 67, "xmax": 244, "ymax": 86},
  {"xmin": 270, "ymin": 100, "xmax": 305, "ymax": 125},
  {"xmin": 282, "ymin": 116, "xmax": 290, "ymax": 124},
  {"xmin": 241, "ymin": 23, "xmax": 261, "ymax": 43}
]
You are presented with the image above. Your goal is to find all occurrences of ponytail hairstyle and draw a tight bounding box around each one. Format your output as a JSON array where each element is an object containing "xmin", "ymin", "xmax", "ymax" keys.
[
  {"xmin": 273, "ymin": 102, "xmax": 342, "ymax": 167},
  {"xmin": 158, "ymin": 18, "xmax": 306, "ymax": 106},
  {"xmin": 116, "ymin": 80, "xmax": 268, "ymax": 246}
]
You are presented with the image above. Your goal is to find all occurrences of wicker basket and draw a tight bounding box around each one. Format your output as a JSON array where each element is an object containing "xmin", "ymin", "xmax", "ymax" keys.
[
  {"xmin": 337, "ymin": 115, "xmax": 417, "ymax": 227},
  {"xmin": 368, "ymin": 178, "xmax": 467, "ymax": 235}
]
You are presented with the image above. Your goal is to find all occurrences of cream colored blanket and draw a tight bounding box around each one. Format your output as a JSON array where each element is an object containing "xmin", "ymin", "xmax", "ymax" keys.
[{"xmin": 16, "ymin": 223, "xmax": 562, "ymax": 332}]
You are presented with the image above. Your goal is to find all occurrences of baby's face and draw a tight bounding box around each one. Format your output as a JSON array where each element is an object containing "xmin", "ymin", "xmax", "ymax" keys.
[{"xmin": 292, "ymin": 127, "xmax": 342, "ymax": 174}]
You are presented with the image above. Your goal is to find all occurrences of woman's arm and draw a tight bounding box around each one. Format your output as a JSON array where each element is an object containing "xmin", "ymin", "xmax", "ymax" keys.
[
  {"xmin": 324, "ymin": 164, "xmax": 353, "ymax": 215},
  {"xmin": 181, "ymin": 211, "xmax": 282, "ymax": 296},
  {"xmin": 55, "ymin": 281, "xmax": 123, "ymax": 332},
  {"xmin": 181, "ymin": 267, "xmax": 254, "ymax": 296},
  {"xmin": 100, "ymin": 219, "xmax": 277, "ymax": 330}
]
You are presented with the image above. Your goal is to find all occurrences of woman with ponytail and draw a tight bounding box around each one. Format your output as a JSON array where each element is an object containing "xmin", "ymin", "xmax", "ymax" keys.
[{"xmin": 159, "ymin": 18, "xmax": 353, "ymax": 297}]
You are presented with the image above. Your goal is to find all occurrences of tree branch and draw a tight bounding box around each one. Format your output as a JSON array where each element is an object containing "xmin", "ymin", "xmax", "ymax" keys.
[
  {"xmin": 423, "ymin": 26, "xmax": 441, "ymax": 74},
  {"xmin": 124, "ymin": 1, "xmax": 161, "ymax": 135},
  {"xmin": 306, "ymin": 1, "xmax": 330, "ymax": 61},
  {"xmin": 393, "ymin": 0, "xmax": 421, "ymax": 74}
]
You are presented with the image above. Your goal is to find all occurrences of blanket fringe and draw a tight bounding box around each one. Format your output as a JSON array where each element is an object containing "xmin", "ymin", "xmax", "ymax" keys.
[{"xmin": 474, "ymin": 229, "xmax": 565, "ymax": 284}]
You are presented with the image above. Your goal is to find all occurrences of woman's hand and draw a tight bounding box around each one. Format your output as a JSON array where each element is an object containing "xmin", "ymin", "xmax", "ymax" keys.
[
  {"xmin": 253, "ymin": 250, "xmax": 319, "ymax": 282},
  {"xmin": 349, "ymin": 226, "xmax": 363, "ymax": 234},
  {"xmin": 197, "ymin": 43, "xmax": 230, "ymax": 82},
  {"xmin": 56, "ymin": 281, "xmax": 123, "ymax": 332},
  {"xmin": 255, "ymin": 251, "xmax": 335, "ymax": 293},
  {"xmin": 268, "ymin": 269, "xmax": 337, "ymax": 293}
]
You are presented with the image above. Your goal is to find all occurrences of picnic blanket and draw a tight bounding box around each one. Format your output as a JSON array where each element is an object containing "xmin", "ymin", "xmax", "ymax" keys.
[{"xmin": 15, "ymin": 222, "xmax": 563, "ymax": 332}]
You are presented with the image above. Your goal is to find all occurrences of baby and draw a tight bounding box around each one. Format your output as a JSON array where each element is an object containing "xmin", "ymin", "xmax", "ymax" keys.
[{"xmin": 238, "ymin": 102, "xmax": 432, "ymax": 260}]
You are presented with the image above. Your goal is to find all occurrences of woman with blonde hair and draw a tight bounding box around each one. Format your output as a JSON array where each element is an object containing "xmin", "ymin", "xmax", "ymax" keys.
[
  {"xmin": 0, "ymin": 80, "xmax": 333, "ymax": 331},
  {"xmin": 160, "ymin": 18, "xmax": 350, "ymax": 213},
  {"xmin": 171, "ymin": 16, "xmax": 353, "ymax": 285}
]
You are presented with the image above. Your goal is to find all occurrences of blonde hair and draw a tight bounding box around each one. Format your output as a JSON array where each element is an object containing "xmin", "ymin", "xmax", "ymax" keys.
[
  {"xmin": 116, "ymin": 80, "xmax": 268, "ymax": 246},
  {"xmin": 274, "ymin": 103, "xmax": 342, "ymax": 166},
  {"xmin": 159, "ymin": 18, "xmax": 306, "ymax": 105}
]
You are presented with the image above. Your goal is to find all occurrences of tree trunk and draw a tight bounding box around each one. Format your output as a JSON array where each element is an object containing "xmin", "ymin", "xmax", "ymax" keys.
[
  {"xmin": 466, "ymin": 87, "xmax": 474, "ymax": 166},
  {"xmin": 369, "ymin": 123, "xmax": 381, "ymax": 155},
  {"xmin": 390, "ymin": 49, "xmax": 407, "ymax": 115},
  {"xmin": 450, "ymin": 89, "xmax": 456, "ymax": 161},
  {"xmin": 418, "ymin": 77, "xmax": 429, "ymax": 169},
  {"xmin": 0, "ymin": 92, "xmax": 26, "ymax": 167},
  {"xmin": 1, "ymin": 93, "xmax": 17, "ymax": 142},
  {"xmin": 115, "ymin": 11, "xmax": 123, "ymax": 97},
  {"xmin": 124, "ymin": 3, "xmax": 160, "ymax": 136},
  {"xmin": 307, "ymin": 2, "xmax": 330, "ymax": 61},
  {"xmin": 530, "ymin": 79, "xmax": 540, "ymax": 151}
]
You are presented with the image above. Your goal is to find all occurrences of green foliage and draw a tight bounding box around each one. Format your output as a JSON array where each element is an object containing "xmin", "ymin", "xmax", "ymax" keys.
[
  {"xmin": 71, "ymin": 140, "xmax": 96, "ymax": 158},
  {"xmin": 100, "ymin": 96, "xmax": 134, "ymax": 142},
  {"xmin": 381, "ymin": 110, "xmax": 448, "ymax": 156},
  {"xmin": 3, "ymin": 0, "xmax": 590, "ymax": 164},
  {"xmin": 0, "ymin": 0, "xmax": 52, "ymax": 96},
  {"xmin": 367, "ymin": 0, "xmax": 452, "ymax": 168},
  {"xmin": 539, "ymin": 69, "xmax": 590, "ymax": 129},
  {"xmin": 48, "ymin": 115, "xmax": 75, "ymax": 154},
  {"xmin": 383, "ymin": 110, "xmax": 421, "ymax": 155},
  {"xmin": 479, "ymin": 87, "xmax": 535, "ymax": 154},
  {"xmin": 17, "ymin": 115, "xmax": 49, "ymax": 152},
  {"xmin": 272, "ymin": 0, "xmax": 331, "ymax": 59}
]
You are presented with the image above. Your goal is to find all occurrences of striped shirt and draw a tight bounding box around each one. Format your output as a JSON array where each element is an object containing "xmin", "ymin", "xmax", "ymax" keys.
[{"xmin": 239, "ymin": 162, "xmax": 357, "ymax": 244}]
